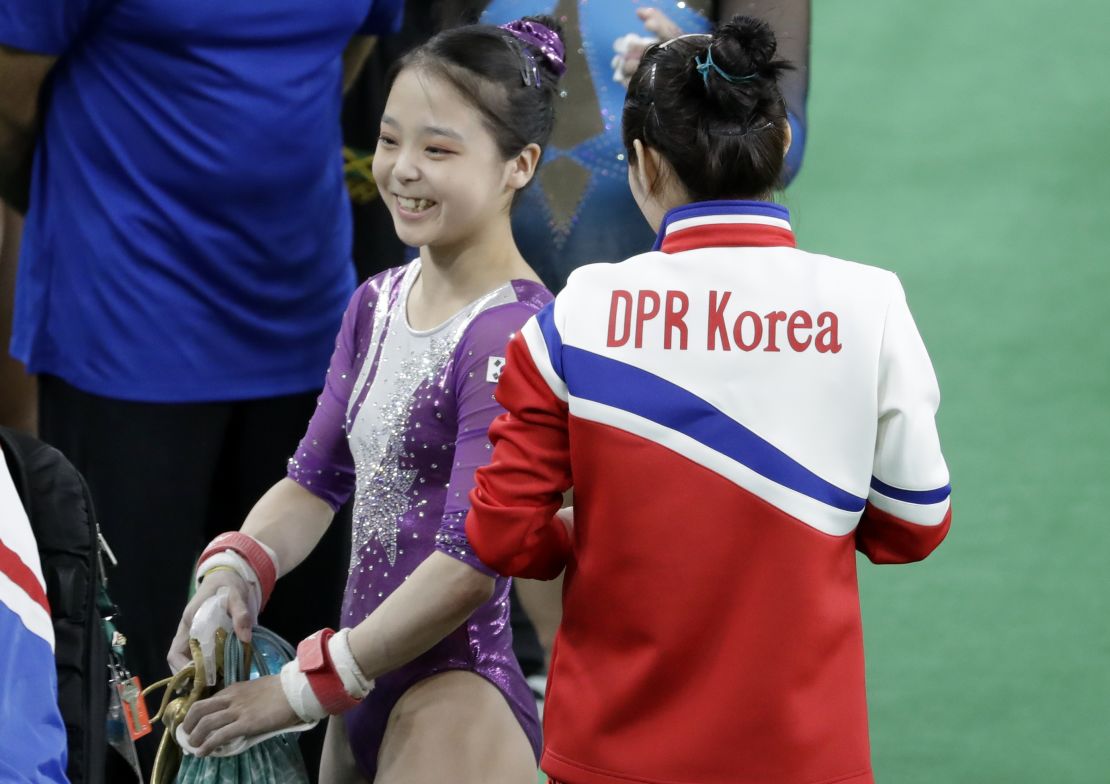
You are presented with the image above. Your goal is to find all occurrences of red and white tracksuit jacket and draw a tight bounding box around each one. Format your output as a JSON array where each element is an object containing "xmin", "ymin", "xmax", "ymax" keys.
[{"xmin": 466, "ymin": 200, "xmax": 952, "ymax": 784}]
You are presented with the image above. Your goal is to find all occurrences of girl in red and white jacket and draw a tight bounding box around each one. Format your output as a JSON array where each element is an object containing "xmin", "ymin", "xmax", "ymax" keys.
[{"xmin": 466, "ymin": 15, "xmax": 951, "ymax": 784}]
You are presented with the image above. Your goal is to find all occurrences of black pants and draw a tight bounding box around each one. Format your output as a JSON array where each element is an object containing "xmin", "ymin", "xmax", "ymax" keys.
[{"xmin": 38, "ymin": 375, "xmax": 348, "ymax": 781}]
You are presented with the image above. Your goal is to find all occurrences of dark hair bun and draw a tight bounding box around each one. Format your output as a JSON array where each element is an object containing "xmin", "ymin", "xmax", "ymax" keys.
[
  {"xmin": 620, "ymin": 14, "xmax": 793, "ymax": 199},
  {"xmin": 712, "ymin": 16, "xmax": 778, "ymax": 76},
  {"xmin": 696, "ymin": 14, "xmax": 791, "ymax": 118}
]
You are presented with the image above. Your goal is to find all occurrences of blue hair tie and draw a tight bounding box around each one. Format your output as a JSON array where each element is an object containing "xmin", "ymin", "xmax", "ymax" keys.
[{"xmin": 695, "ymin": 45, "xmax": 757, "ymax": 87}]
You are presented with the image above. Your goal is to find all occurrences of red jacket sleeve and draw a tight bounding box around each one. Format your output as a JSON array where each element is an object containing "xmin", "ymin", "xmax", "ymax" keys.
[
  {"xmin": 465, "ymin": 329, "xmax": 573, "ymax": 579},
  {"xmin": 856, "ymin": 278, "xmax": 952, "ymax": 563}
]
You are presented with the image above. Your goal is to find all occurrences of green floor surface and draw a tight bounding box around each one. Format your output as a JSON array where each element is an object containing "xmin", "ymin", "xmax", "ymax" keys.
[{"xmin": 784, "ymin": 1, "xmax": 1110, "ymax": 780}]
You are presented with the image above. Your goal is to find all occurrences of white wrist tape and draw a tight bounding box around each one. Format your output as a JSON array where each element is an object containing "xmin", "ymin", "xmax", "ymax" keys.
[
  {"xmin": 280, "ymin": 659, "xmax": 328, "ymax": 723},
  {"xmin": 196, "ymin": 550, "xmax": 262, "ymax": 620},
  {"xmin": 328, "ymin": 628, "xmax": 374, "ymax": 699},
  {"xmin": 278, "ymin": 629, "xmax": 373, "ymax": 723}
]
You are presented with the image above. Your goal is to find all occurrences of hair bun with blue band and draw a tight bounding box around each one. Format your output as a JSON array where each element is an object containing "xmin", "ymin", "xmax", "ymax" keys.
[{"xmin": 695, "ymin": 45, "xmax": 758, "ymax": 88}]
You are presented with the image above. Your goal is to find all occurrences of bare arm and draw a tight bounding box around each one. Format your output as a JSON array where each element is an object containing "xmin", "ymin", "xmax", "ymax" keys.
[
  {"xmin": 718, "ymin": 0, "xmax": 810, "ymax": 121},
  {"xmin": 0, "ymin": 47, "xmax": 55, "ymax": 212},
  {"xmin": 0, "ymin": 206, "xmax": 36, "ymax": 432},
  {"xmin": 348, "ymin": 552, "xmax": 494, "ymax": 679},
  {"xmin": 342, "ymin": 35, "xmax": 376, "ymax": 93},
  {"xmin": 240, "ymin": 478, "xmax": 336, "ymax": 577},
  {"xmin": 514, "ymin": 573, "xmax": 562, "ymax": 665},
  {"xmin": 188, "ymin": 479, "xmax": 494, "ymax": 682},
  {"xmin": 168, "ymin": 478, "xmax": 335, "ymax": 670},
  {"xmin": 180, "ymin": 548, "xmax": 497, "ymax": 753},
  {"xmin": 512, "ymin": 492, "xmax": 573, "ymax": 665}
]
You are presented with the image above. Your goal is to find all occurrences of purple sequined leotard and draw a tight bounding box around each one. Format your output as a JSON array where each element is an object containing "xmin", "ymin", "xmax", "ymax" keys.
[{"xmin": 287, "ymin": 260, "xmax": 549, "ymax": 777}]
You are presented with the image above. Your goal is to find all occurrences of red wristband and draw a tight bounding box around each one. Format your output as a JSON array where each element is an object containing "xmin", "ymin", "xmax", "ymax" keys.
[
  {"xmin": 297, "ymin": 629, "xmax": 360, "ymax": 714},
  {"xmin": 199, "ymin": 532, "xmax": 278, "ymax": 609}
]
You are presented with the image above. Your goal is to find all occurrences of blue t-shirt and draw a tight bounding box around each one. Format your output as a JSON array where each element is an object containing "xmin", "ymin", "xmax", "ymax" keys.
[{"xmin": 0, "ymin": 0, "xmax": 403, "ymax": 402}]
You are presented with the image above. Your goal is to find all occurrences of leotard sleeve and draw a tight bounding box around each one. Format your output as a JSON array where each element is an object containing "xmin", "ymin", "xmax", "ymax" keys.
[
  {"xmin": 435, "ymin": 302, "xmax": 546, "ymax": 576},
  {"xmin": 285, "ymin": 279, "xmax": 381, "ymax": 511}
]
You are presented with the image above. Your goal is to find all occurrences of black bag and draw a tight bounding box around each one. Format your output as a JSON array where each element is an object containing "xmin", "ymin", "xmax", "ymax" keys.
[{"xmin": 0, "ymin": 427, "xmax": 125, "ymax": 784}]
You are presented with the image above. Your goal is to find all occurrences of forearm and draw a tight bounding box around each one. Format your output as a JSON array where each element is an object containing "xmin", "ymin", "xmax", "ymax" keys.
[
  {"xmin": 239, "ymin": 478, "xmax": 336, "ymax": 578},
  {"xmin": 514, "ymin": 573, "xmax": 563, "ymax": 660},
  {"xmin": 347, "ymin": 552, "xmax": 494, "ymax": 680},
  {"xmin": 342, "ymin": 36, "xmax": 376, "ymax": 93},
  {"xmin": 0, "ymin": 47, "xmax": 55, "ymax": 212},
  {"xmin": 0, "ymin": 122, "xmax": 34, "ymax": 213},
  {"xmin": 513, "ymin": 492, "xmax": 571, "ymax": 658}
]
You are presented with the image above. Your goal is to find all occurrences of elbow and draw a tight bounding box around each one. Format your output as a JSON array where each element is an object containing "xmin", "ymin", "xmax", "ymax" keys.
[
  {"xmin": 0, "ymin": 114, "xmax": 35, "ymax": 164},
  {"xmin": 467, "ymin": 528, "xmax": 512, "ymax": 579},
  {"xmin": 861, "ymin": 539, "xmax": 943, "ymax": 565},
  {"xmin": 466, "ymin": 507, "xmax": 568, "ymax": 581},
  {"xmin": 464, "ymin": 568, "xmax": 496, "ymax": 606},
  {"xmin": 856, "ymin": 504, "xmax": 952, "ymax": 565},
  {"xmin": 465, "ymin": 504, "xmax": 511, "ymax": 576},
  {"xmin": 450, "ymin": 562, "xmax": 496, "ymax": 611}
]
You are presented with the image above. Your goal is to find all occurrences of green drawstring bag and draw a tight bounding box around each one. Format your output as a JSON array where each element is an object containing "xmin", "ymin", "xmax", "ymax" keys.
[{"xmin": 145, "ymin": 627, "xmax": 311, "ymax": 784}]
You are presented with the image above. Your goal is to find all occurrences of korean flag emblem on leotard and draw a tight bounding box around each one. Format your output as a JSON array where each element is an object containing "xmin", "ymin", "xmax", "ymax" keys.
[{"xmin": 486, "ymin": 356, "xmax": 506, "ymax": 383}]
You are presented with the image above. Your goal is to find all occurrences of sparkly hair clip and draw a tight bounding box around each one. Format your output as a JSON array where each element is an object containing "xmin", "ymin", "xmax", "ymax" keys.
[
  {"xmin": 644, "ymin": 33, "xmax": 710, "ymax": 97},
  {"xmin": 499, "ymin": 19, "xmax": 566, "ymax": 87},
  {"xmin": 706, "ymin": 120, "xmax": 775, "ymax": 137},
  {"xmin": 695, "ymin": 45, "xmax": 758, "ymax": 88}
]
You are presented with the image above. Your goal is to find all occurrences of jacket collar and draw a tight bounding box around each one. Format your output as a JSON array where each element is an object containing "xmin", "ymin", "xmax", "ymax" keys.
[{"xmin": 653, "ymin": 200, "xmax": 795, "ymax": 253}]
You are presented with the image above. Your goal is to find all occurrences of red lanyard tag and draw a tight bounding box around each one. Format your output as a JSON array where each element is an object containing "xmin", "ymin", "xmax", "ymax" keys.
[{"xmin": 116, "ymin": 676, "xmax": 153, "ymax": 740}]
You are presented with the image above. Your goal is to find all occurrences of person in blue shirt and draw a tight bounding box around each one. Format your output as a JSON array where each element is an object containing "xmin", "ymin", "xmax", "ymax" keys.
[{"xmin": 0, "ymin": 0, "xmax": 402, "ymax": 776}]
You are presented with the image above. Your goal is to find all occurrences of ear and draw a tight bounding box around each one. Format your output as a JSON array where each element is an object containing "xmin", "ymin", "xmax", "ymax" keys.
[
  {"xmin": 631, "ymin": 138, "xmax": 664, "ymax": 196},
  {"xmin": 506, "ymin": 143, "xmax": 542, "ymax": 191},
  {"xmin": 782, "ymin": 119, "xmax": 793, "ymax": 160}
]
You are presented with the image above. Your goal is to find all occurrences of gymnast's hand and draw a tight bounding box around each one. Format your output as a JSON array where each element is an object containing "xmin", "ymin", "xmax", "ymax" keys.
[
  {"xmin": 637, "ymin": 7, "xmax": 683, "ymax": 40},
  {"xmin": 556, "ymin": 506, "xmax": 575, "ymax": 536},
  {"xmin": 180, "ymin": 674, "xmax": 298, "ymax": 757},
  {"xmin": 613, "ymin": 7, "xmax": 685, "ymax": 86},
  {"xmin": 168, "ymin": 568, "xmax": 255, "ymax": 673}
]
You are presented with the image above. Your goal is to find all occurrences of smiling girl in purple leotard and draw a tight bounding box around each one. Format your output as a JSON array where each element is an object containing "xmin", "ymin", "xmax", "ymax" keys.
[{"xmin": 170, "ymin": 16, "xmax": 568, "ymax": 783}]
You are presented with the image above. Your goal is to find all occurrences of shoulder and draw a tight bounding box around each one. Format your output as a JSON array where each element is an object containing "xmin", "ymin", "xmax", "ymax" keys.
[
  {"xmin": 565, "ymin": 258, "xmax": 643, "ymax": 288},
  {"xmin": 561, "ymin": 251, "xmax": 672, "ymax": 291},
  {"xmin": 793, "ymin": 247, "xmax": 899, "ymax": 281},
  {"xmin": 0, "ymin": 3, "xmax": 107, "ymax": 56},
  {"xmin": 788, "ymin": 248, "xmax": 904, "ymax": 300},
  {"xmin": 552, "ymin": 254, "xmax": 664, "ymax": 318},
  {"xmin": 456, "ymin": 279, "xmax": 552, "ymax": 353},
  {"xmin": 556, "ymin": 259, "xmax": 632, "ymax": 307},
  {"xmin": 336, "ymin": 262, "xmax": 413, "ymax": 347},
  {"xmin": 468, "ymin": 278, "xmax": 553, "ymax": 330},
  {"xmin": 463, "ymin": 304, "xmax": 537, "ymax": 348},
  {"xmin": 507, "ymin": 278, "xmax": 554, "ymax": 311},
  {"xmin": 348, "ymin": 261, "xmax": 413, "ymax": 311},
  {"xmin": 364, "ymin": 260, "xmax": 416, "ymax": 299}
]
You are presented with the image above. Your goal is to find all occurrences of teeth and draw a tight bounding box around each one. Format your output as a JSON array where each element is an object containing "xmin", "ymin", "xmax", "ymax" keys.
[{"xmin": 397, "ymin": 196, "xmax": 435, "ymax": 212}]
